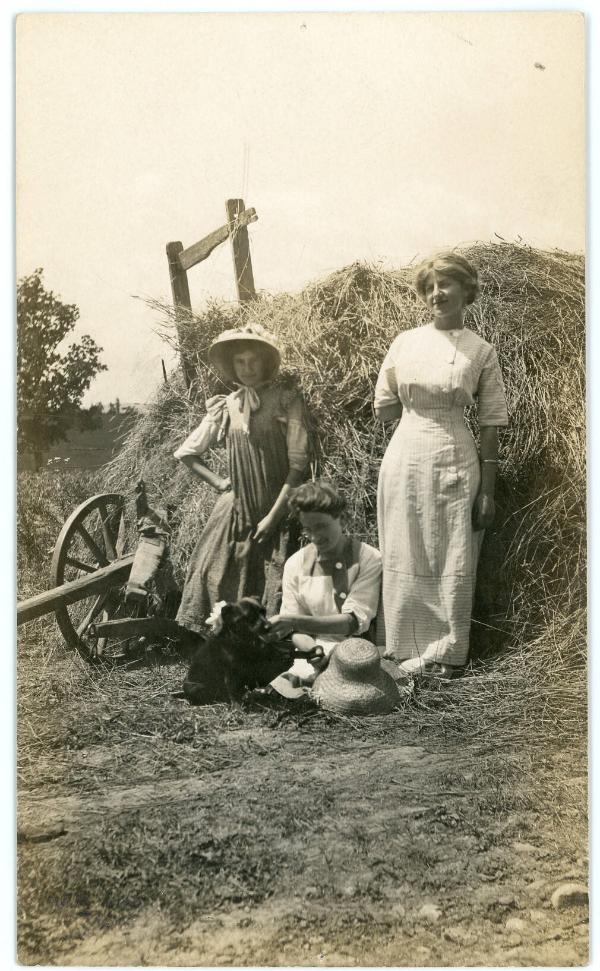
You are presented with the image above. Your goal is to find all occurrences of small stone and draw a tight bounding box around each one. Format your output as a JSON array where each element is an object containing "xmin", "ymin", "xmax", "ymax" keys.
[
  {"xmin": 443, "ymin": 927, "xmax": 475, "ymax": 945},
  {"xmin": 17, "ymin": 820, "xmax": 66, "ymax": 843},
  {"xmin": 551, "ymin": 883, "xmax": 588, "ymax": 911},
  {"xmin": 512, "ymin": 841, "xmax": 538, "ymax": 854},
  {"xmin": 505, "ymin": 917, "xmax": 527, "ymax": 933},
  {"xmin": 418, "ymin": 903, "xmax": 442, "ymax": 922},
  {"xmin": 576, "ymin": 923, "xmax": 589, "ymax": 936},
  {"xmin": 414, "ymin": 946, "xmax": 432, "ymax": 959},
  {"xmin": 498, "ymin": 894, "xmax": 517, "ymax": 907},
  {"xmin": 526, "ymin": 878, "xmax": 547, "ymax": 892},
  {"xmin": 529, "ymin": 909, "xmax": 547, "ymax": 923},
  {"xmin": 304, "ymin": 886, "xmax": 319, "ymax": 899},
  {"xmin": 506, "ymin": 933, "xmax": 522, "ymax": 947}
]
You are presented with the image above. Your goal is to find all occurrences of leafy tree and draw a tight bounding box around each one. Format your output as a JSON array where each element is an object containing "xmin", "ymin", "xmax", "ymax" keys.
[{"xmin": 17, "ymin": 269, "xmax": 108, "ymax": 465}]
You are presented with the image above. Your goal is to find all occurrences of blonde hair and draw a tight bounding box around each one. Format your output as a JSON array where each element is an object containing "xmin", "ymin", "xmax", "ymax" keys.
[{"xmin": 414, "ymin": 252, "xmax": 480, "ymax": 306}]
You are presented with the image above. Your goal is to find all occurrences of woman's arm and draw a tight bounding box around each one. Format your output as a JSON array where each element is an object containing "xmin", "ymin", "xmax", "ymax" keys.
[
  {"xmin": 179, "ymin": 454, "xmax": 231, "ymax": 493},
  {"xmin": 473, "ymin": 425, "xmax": 499, "ymax": 530},
  {"xmin": 375, "ymin": 401, "xmax": 403, "ymax": 422},
  {"xmin": 269, "ymin": 611, "xmax": 357, "ymax": 638},
  {"xmin": 374, "ymin": 340, "xmax": 403, "ymax": 422},
  {"xmin": 255, "ymin": 394, "xmax": 309, "ymax": 544},
  {"xmin": 174, "ymin": 398, "xmax": 231, "ymax": 493},
  {"xmin": 254, "ymin": 471, "xmax": 305, "ymax": 543}
]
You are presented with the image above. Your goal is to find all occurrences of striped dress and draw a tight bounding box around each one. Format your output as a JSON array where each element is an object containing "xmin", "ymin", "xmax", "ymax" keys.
[
  {"xmin": 174, "ymin": 383, "xmax": 309, "ymax": 633},
  {"xmin": 374, "ymin": 323, "xmax": 508, "ymax": 665}
]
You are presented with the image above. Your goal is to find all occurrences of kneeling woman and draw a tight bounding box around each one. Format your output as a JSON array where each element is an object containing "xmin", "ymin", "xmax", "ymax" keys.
[{"xmin": 268, "ymin": 481, "xmax": 382, "ymax": 696}]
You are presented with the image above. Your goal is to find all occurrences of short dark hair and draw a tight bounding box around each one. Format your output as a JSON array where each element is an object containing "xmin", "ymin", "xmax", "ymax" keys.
[{"xmin": 288, "ymin": 480, "xmax": 347, "ymax": 518}]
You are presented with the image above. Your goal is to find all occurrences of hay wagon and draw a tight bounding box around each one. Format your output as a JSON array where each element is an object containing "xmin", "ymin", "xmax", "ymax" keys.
[{"xmin": 17, "ymin": 483, "xmax": 186, "ymax": 661}]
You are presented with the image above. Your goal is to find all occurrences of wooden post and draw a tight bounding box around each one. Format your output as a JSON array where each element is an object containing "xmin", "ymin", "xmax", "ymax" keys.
[
  {"xmin": 226, "ymin": 198, "xmax": 257, "ymax": 301},
  {"xmin": 166, "ymin": 241, "xmax": 195, "ymax": 388}
]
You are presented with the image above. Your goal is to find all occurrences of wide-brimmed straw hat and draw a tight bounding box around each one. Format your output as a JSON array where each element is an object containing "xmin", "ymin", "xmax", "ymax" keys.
[
  {"xmin": 311, "ymin": 638, "xmax": 400, "ymax": 716},
  {"xmin": 208, "ymin": 323, "xmax": 281, "ymax": 383}
]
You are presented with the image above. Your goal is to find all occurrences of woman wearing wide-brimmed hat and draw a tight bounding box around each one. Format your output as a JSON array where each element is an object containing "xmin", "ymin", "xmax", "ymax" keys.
[
  {"xmin": 375, "ymin": 252, "xmax": 509, "ymax": 677},
  {"xmin": 174, "ymin": 323, "xmax": 311, "ymax": 632}
]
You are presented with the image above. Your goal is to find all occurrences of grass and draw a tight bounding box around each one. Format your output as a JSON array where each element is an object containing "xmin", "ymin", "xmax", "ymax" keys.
[
  {"xmin": 17, "ymin": 607, "xmax": 587, "ymax": 963},
  {"xmin": 16, "ymin": 241, "xmax": 588, "ymax": 964}
]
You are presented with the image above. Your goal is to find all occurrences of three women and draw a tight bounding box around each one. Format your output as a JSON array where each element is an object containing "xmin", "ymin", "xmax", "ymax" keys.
[{"xmin": 175, "ymin": 250, "xmax": 508, "ymax": 676}]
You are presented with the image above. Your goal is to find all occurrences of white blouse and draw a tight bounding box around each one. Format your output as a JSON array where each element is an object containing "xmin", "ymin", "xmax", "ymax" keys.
[
  {"xmin": 374, "ymin": 324, "xmax": 509, "ymax": 427},
  {"xmin": 280, "ymin": 539, "xmax": 382, "ymax": 653}
]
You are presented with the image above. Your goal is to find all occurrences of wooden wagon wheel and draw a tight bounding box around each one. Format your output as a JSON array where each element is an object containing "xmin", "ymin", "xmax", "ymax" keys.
[{"xmin": 50, "ymin": 493, "xmax": 136, "ymax": 659}]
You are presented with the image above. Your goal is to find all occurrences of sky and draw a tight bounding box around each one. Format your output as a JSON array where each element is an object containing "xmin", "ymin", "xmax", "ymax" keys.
[{"xmin": 15, "ymin": 9, "xmax": 585, "ymax": 407}]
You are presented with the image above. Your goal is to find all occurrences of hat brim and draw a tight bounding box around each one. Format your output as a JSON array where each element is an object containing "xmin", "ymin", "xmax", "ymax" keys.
[
  {"xmin": 311, "ymin": 669, "xmax": 400, "ymax": 715},
  {"xmin": 208, "ymin": 335, "xmax": 281, "ymax": 384}
]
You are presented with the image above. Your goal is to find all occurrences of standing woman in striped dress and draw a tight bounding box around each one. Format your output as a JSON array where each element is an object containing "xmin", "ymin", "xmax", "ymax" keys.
[
  {"xmin": 174, "ymin": 324, "xmax": 310, "ymax": 633},
  {"xmin": 374, "ymin": 253, "xmax": 509, "ymax": 676}
]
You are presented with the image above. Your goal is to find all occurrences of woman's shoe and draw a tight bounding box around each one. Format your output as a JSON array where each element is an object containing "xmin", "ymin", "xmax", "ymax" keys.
[
  {"xmin": 269, "ymin": 673, "xmax": 308, "ymax": 699},
  {"xmin": 398, "ymin": 656, "xmax": 432, "ymax": 676},
  {"xmin": 398, "ymin": 658, "xmax": 463, "ymax": 679}
]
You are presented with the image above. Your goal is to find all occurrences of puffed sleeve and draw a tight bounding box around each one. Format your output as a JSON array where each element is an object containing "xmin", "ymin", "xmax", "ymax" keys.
[
  {"xmin": 477, "ymin": 347, "xmax": 509, "ymax": 427},
  {"xmin": 341, "ymin": 544, "xmax": 383, "ymax": 634},
  {"xmin": 280, "ymin": 551, "xmax": 308, "ymax": 616},
  {"xmin": 173, "ymin": 395, "xmax": 229, "ymax": 461},
  {"xmin": 284, "ymin": 392, "xmax": 310, "ymax": 473},
  {"xmin": 374, "ymin": 336, "xmax": 401, "ymax": 414}
]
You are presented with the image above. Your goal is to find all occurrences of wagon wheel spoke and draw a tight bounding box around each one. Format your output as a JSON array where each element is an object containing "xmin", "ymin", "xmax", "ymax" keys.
[
  {"xmin": 76, "ymin": 591, "xmax": 113, "ymax": 639},
  {"xmin": 97, "ymin": 500, "xmax": 118, "ymax": 562},
  {"xmin": 75, "ymin": 523, "xmax": 109, "ymax": 567},
  {"xmin": 50, "ymin": 492, "xmax": 134, "ymax": 658},
  {"xmin": 95, "ymin": 608, "xmax": 111, "ymax": 658},
  {"xmin": 65, "ymin": 556, "xmax": 97, "ymax": 573},
  {"xmin": 115, "ymin": 509, "xmax": 128, "ymax": 558}
]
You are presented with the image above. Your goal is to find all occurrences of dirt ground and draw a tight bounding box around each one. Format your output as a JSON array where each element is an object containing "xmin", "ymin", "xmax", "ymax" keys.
[{"xmin": 17, "ymin": 637, "xmax": 588, "ymax": 968}]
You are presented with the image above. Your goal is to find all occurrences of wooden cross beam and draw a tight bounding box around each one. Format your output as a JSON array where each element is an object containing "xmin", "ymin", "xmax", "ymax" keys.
[
  {"xmin": 179, "ymin": 205, "xmax": 257, "ymax": 273},
  {"xmin": 166, "ymin": 198, "xmax": 258, "ymax": 387}
]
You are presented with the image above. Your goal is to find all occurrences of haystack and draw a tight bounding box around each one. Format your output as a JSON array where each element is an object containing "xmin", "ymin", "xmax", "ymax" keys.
[{"xmin": 105, "ymin": 241, "xmax": 586, "ymax": 734}]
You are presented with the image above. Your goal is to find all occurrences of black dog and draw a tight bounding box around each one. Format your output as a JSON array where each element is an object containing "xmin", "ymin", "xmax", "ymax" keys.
[{"xmin": 182, "ymin": 598, "xmax": 296, "ymax": 705}]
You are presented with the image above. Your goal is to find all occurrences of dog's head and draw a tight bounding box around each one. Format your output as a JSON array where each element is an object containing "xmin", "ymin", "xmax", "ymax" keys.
[{"xmin": 219, "ymin": 598, "xmax": 270, "ymax": 639}]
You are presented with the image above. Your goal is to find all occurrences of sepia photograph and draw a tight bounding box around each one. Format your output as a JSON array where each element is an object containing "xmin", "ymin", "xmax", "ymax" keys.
[{"xmin": 13, "ymin": 8, "xmax": 587, "ymax": 967}]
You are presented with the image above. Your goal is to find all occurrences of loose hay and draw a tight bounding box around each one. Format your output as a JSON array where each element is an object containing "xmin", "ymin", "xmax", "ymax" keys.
[
  {"xmin": 16, "ymin": 241, "xmax": 587, "ymax": 966},
  {"xmin": 96, "ymin": 242, "xmax": 586, "ymax": 750}
]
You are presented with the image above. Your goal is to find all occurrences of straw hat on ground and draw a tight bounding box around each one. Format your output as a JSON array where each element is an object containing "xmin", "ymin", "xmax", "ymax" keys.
[
  {"xmin": 208, "ymin": 323, "xmax": 281, "ymax": 383},
  {"xmin": 311, "ymin": 638, "xmax": 400, "ymax": 716}
]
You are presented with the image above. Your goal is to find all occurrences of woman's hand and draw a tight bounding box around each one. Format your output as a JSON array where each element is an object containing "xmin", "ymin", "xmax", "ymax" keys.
[
  {"xmin": 216, "ymin": 476, "xmax": 232, "ymax": 494},
  {"xmin": 254, "ymin": 512, "xmax": 278, "ymax": 544},
  {"xmin": 473, "ymin": 492, "xmax": 495, "ymax": 531},
  {"xmin": 267, "ymin": 614, "xmax": 296, "ymax": 637}
]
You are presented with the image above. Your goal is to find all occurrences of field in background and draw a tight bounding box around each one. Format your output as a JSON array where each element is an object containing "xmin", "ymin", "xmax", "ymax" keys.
[{"xmin": 17, "ymin": 408, "xmax": 137, "ymax": 472}]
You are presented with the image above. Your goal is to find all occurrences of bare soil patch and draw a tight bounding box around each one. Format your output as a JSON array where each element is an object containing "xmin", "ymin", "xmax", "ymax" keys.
[{"xmin": 17, "ymin": 632, "xmax": 588, "ymax": 967}]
